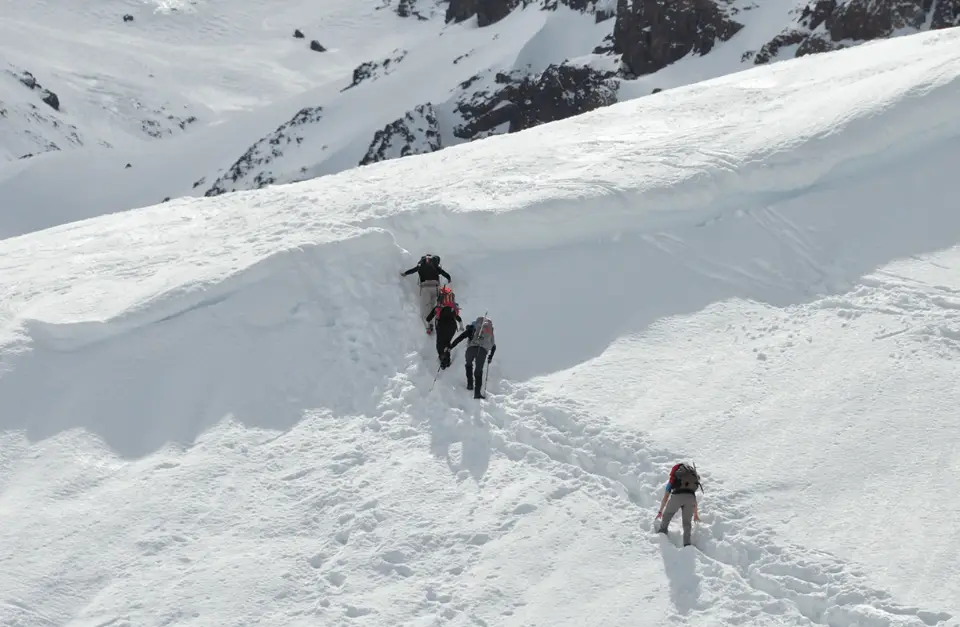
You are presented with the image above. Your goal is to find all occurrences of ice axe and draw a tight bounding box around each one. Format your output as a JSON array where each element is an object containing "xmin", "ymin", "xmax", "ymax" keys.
[
  {"xmin": 428, "ymin": 363, "xmax": 442, "ymax": 393},
  {"xmin": 482, "ymin": 359, "xmax": 491, "ymax": 396},
  {"xmin": 428, "ymin": 345, "xmax": 458, "ymax": 394}
]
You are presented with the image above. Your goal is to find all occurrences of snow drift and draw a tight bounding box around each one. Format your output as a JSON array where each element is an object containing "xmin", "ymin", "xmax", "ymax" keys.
[{"xmin": 2, "ymin": 28, "xmax": 960, "ymax": 627}]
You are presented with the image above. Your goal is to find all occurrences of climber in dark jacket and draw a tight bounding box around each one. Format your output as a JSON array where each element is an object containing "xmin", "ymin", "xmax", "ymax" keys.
[
  {"xmin": 426, "ymin": 286, "xmax": 462, "ymax": 369},
  {"xmin": 400, "ymin": 254, "xmax": 452, "ymax": 334},
  {"xmin": 400, "ymin": 254, "xmax": 451, "ymax": 284},
  {"xmin": 448, "ymin": 316, "xmax": 497, "ymax": 399}
]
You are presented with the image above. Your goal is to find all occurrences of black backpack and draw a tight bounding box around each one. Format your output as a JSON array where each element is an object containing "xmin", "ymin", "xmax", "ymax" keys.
[
  {"xmin": 672, "ymin": 463, "xmax": 703, "ymax": 493},
  {"xmin": 420, "ymin": 254, "xmax": 441, "ymax": 269}
]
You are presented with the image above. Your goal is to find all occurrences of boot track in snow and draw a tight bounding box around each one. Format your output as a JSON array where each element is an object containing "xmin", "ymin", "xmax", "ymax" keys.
[{"xmin": 391, "ymin": 338, "xmax": 955, "ymax": 627}]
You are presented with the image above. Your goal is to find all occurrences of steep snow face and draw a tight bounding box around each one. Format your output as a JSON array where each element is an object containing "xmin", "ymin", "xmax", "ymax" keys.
[{"xmin": 2, "ymin": 31, "xmax": 960, "ymax": 626}]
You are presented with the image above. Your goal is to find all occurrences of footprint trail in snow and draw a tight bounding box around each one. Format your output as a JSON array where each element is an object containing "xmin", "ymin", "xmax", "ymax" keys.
[{"xmin": 369, "ymin": 353, "xmax": 956, "ymax": 627}]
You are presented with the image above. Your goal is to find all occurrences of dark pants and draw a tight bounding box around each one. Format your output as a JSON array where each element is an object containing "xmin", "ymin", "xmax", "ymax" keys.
[
  {"xmin": 465, "ymin": 345, "xmax": 488, "ymax": 396},
  {"xmin": 436, "ymin": 322, "xmax": 457, "ymax": 369}
]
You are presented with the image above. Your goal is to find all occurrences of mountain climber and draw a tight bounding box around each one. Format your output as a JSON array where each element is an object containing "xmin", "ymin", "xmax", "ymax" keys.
[
  {"xmin": 426, "ymin": 286, "xmax": 463, "ymax": 369},
  {"xmin": 400, "ymin": 254, "xmax": 452, "ymax": 334},
  {"xmin": 447, "ymin": 315, "xmax": 496, "ymax": 399},
  {"xmin": 656, "ymin": 462, "xmax": 702, "ymax": 547}
]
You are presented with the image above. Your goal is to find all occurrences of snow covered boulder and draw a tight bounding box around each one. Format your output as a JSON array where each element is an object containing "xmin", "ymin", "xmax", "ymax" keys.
[
  {"xmin": 40, "ymin": 89, "xmax": 60, "ymax": 111},
  {"xmin": 454, "ymin": 63, "xmax": 618, "ymax": 140},
  {"xmin": 11, "ymin": 69, "xmax": 62, "ymax": 112},
  {"xmin": 613, "ymin": 0, "xmax": 744, "ymax": 77},
  {"xmin": 359, "ymin": 104, "xmax": 441, "ymax": 166},
  {"xmin": 396, "ymin": 0, "xmax": 435, "ymax": 19},
  {"xmin": 0, "ymin": 67, "xmax": 81, "ymax": 160}
]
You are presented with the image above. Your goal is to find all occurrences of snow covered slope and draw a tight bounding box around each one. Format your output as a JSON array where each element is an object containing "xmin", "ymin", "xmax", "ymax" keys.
[
  {"xmin": 2, "ymin": 28, "xmax": 960, "ymax": 627},
  {"xmin": 0, "ymin": 0, "xmax": 432, "ymax": 152},
  {"xmin": 0, "ymin": 0, "xmax": 443, "ymax": 235},
  {"xmin": 0, "ymin": 1, "xmax": 617, "ymax": 236},
  {"xmin": 3, "ymin": 0, "xmax": 959, "ymax": 237}
]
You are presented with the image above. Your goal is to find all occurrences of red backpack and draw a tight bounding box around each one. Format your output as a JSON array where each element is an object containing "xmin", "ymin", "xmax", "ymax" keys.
[{"xmin": 434, "ymin": 287, "xmax": 459, "ymax": 317}]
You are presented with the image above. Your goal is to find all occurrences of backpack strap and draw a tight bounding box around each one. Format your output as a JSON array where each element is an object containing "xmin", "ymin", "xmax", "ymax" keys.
[{"xmin": 668, "ymin": 463, "xmax": 680, "ymax": 485}]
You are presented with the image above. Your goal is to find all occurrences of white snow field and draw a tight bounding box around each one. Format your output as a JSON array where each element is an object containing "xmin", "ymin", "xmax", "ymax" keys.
[{"xmin": 3, "ymin": 27, "xmax": 960, "ymax": 627}]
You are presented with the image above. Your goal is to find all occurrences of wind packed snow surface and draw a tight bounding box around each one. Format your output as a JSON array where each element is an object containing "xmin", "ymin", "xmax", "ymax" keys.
[{"xmin": 2, "ymin": 27, "xmax": 960, "ymax": 627}]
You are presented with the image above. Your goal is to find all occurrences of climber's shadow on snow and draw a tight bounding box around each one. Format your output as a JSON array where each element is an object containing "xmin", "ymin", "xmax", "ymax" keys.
[
  {"xmin": 427, "ymin": 406, "xmax": 491, "ymax": 481},
  {"xmin": 659, "ymin": 538, "xmax": 701, "ymax": 615},
  {"xmin": 452, "ymin": 143, "xmax": 960, "ymax": 382}
]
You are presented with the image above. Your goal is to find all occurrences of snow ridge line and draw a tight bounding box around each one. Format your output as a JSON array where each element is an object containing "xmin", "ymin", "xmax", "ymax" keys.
[
  {"xmin": 394, "ymin": 365, "xmax": 954, "ymax": 627},
  {"xmin": 354, "ymin": 67, "xmax": 960, "ymax": 261},
  {"xmin": 13, "ymin": 230, "xmax": 395, "ymax": 354}
]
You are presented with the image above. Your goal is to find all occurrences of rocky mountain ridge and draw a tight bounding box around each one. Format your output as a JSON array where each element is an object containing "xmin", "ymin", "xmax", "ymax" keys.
[{"xmin": 202, "ymin": 0, "xmax": 960, "ymax": 196}]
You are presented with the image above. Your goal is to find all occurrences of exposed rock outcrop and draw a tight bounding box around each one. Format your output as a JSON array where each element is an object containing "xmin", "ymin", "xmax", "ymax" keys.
[
  {"xmin": 446, "ymin": 0, "xmax": 521, "ymax": 26},
  {"xmin": 444, "ymin": 0, "xmax": 607, "ymax": 26},
  {"xmin": 359, "ymin": 104, "xmax": 442, "ymax": 166},
  {"xmin": 443, "ymin": 0, "xmax": 745, "ymax": 79},
  {"xmin": 140, "ymin": 111, "xmax": 198, "ymax": 139},
  {"xmin": 613, "ymin": 0, "xmax": 745, "ymax": 77},
  {"xmin": 341, "ymin": 50, "xmax": 408, "ymax": 92},
  {"xmin": 12, "ymin": 69, "xmax": 61, "ymax": 112},
  {"xmin": 0, "ymin": 67, "xmax": 84, "ymax": 160},
  {"xmin": 204, "ymin": 106, "xmax": 324, "ymax": 196},
  {"xmin": 454, "ymin": 63, "xmax": 618, "ymax": 140},
  {"xmin": 396, "ymin": 0, "xmax": 437, "ymax": 20},
  {"xmin": 748, "ymin": 0, "xmax": 960, "ymax": 65}
]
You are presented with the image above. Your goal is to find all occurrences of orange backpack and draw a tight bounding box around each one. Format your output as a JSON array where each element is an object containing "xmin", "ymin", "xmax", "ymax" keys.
[{"xmin": 434, "ymin": 287, "xmax": 459, "ymax": 317}]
